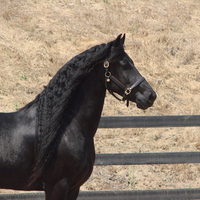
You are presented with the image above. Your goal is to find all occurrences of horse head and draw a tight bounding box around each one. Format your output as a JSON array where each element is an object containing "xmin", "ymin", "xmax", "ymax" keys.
[{"xmin": 104, "ymin": 34, "xmax": 156, "ymax": 109}]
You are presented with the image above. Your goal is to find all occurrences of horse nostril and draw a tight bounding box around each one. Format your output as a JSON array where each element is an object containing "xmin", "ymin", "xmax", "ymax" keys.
[{"xmin": 148, "ymin": 92, "xmax": 157, "ymax": 103}]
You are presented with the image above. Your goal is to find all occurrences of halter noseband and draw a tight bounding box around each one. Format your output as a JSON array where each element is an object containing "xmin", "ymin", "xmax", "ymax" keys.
[{"xmin": 104, "ymin": 61, "xmax": 145, "ymax": 107}]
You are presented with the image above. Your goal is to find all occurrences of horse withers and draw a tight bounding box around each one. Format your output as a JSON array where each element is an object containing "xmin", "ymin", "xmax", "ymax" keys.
[{"xmin": 0, "ymin": 34, "xmax": 156, "ymax": 200}]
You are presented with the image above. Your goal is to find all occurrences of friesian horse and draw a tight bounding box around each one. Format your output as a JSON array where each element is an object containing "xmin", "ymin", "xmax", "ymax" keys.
[{"xmin": 0, "ymin": 34, "xmax": 156, "ymax": 199}]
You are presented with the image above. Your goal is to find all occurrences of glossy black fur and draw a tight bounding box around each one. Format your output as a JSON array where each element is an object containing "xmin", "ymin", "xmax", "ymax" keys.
[{"xmin": 0, "ymin": 35, "xmax": 156, "ymax": 200}]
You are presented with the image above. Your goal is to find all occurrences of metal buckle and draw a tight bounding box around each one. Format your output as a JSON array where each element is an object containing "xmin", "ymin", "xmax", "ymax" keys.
[{"xmin": 104, "ymin": 61, "xmax": 109, "ymax": 68}]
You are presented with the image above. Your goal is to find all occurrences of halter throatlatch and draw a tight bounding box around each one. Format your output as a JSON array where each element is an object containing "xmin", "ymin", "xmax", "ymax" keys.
[{"xmin": 104, "ymin": 61, "xmax": 145, "ymax": 107}]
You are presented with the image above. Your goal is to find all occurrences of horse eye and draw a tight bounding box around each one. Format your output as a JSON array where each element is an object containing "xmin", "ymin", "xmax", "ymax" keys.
[
  {"xmin": 119, "ymin": 60, "xmax": 127, "ymax": 66},
  {"xmin": 119, "ymin": 60, "xmax": 130, "ymax": 70}
]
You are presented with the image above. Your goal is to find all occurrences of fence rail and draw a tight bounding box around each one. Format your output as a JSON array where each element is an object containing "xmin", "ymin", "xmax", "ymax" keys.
[
  {"xmin": 1, "ymin": 115, "xmax": 200, "ymax": 200},
  {"xmin": 95, "ymin": 151, "xmax": 200, "ymax": 165},
  {"xmin": 1, "ymin": 188, "xmax": 200, "ymax": 200},
  {"xmin": 98, "ymin": 115, "xmax": 200, "ymax": 128}
]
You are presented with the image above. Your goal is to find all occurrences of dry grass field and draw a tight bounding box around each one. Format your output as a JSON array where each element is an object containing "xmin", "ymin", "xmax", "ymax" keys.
[{"xmin": 0, "ymin": 0, "xmax": 200, "ymax": 194}]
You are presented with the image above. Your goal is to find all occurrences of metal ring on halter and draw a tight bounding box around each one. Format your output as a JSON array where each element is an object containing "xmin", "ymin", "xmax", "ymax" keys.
[
  {"xmin": 124, "ymin": 88, "xmax": 132, "ymax": 95},
  {"xmin": 105, "ymin": 71, "xmax": 111, "ymax": 78},
  {"xmin": 104, "ymin": 61, "xmax": 109, "ymax": 68},
  {"xmin": 105, "ymin": 71, "xmax": 111, "ymax": 82}
]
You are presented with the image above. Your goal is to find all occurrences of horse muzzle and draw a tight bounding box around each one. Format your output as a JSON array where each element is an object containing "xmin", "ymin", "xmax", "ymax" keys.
[{"xmin": 134, "ymin": 90, "xmax": 157, "ymax": 110}]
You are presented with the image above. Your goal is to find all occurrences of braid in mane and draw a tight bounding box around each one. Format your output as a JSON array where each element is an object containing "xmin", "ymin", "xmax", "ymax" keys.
[{"xmin": 28, "ymin": 41, "xmax": 113, "ymax": 186}]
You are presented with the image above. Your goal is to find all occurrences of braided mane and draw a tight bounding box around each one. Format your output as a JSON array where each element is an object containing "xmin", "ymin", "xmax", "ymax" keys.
[
  {"xmin": 25, "ymin": 35, "xmax": 126, "ymax": 186},
  {"xmin": 27, "ymin": 42, "xmax": 112, "ymax": 185}
]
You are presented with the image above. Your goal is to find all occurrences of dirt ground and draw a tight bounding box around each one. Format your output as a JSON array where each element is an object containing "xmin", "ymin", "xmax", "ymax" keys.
[{"xmin": 0, "ymin": 0, "xmax": 200, "ymax": 194}]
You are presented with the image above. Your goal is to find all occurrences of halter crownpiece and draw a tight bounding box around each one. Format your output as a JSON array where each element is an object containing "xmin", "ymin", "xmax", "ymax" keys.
[{"xmin": 104, "ymin": 60, "xmax": 145, "ymax": 106}]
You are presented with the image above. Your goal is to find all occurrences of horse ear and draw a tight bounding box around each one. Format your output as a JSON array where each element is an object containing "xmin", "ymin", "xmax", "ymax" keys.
[
  {"xmin": 112, "ymin": 34, "xmax": 126, "ymax": 49},
  {"xmin": 120, "ymin": 34, "xmax": 125, "ymax": 45}
]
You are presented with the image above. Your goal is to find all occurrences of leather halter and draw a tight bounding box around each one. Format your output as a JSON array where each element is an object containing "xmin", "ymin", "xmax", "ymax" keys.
[{"xmin": 104, "ymin": 61, "xmax": 145, "ymax": 107}]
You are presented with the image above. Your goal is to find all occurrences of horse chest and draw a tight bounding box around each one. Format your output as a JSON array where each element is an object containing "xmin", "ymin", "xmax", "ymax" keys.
[{"xmin": 57, "ymin": 134, "xmax": 95, "ymax": 178}]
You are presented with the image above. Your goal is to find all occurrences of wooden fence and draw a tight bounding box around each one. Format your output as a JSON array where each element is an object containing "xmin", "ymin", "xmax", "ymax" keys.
[{"xmin": 1, "ymin": 115, "xmax": 200, "ymax": 200}]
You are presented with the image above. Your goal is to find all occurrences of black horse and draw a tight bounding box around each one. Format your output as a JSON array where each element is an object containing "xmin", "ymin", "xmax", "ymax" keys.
[{"xmin": 0, "ymin": 34, "xmax": 156, "ymax": 199}]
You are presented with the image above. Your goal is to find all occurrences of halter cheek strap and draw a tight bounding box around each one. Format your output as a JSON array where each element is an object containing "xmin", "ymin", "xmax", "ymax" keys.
[{"xmin": 104, "ymin": 61, "xmax": 145, "ymax": 107}]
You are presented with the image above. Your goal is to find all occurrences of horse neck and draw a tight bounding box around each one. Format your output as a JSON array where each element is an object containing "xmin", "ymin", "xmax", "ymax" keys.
[{"xmin": 64, "ymin": 65, "xmax": 106, "ymax": 138}]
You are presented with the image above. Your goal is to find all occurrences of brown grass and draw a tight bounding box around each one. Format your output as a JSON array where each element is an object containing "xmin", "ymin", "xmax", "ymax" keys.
[{"xmin": 0, "ymin": 0, "xmax": 200, "ymax": 193}]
